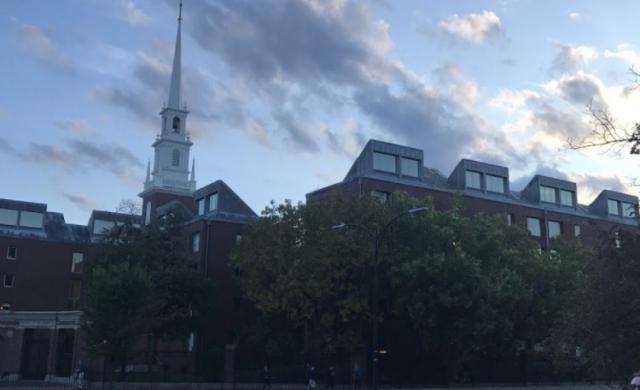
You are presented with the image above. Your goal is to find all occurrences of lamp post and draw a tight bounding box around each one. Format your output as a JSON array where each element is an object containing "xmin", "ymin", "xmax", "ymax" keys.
[{"xmin": 332, "ymin": 207, "xmax": 427, "ymax": 390}]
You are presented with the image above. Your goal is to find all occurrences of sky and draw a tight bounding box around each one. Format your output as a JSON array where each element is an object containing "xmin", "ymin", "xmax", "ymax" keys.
[{"xmin": 2, "ymin": 0, "xmax": 640, "ymax": 225}]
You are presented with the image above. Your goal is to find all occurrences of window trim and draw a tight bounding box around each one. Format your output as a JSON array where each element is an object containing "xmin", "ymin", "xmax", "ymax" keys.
[
  {"xmin": 547, "ymin": 220, "xmax": 562, "ymax": 239},
  {"xmin": 6, "ymin": 246, "xmax": 17, "ymax": 260},
  {"xmin": 400, "ymin": 157, "xmax": 420, "ymax": 178},
  {"xmin": 196, "ymin": 198, "xmax": 205, "ymax": 216},
  {"xmin": 622, "ymin": 202, "xmax": 636, "ymax": 218},
  {"xmin": 192, "ymin": 232, "xmax": 201, "ymax": 253},
  {"xmin": 608, "ymin": 199, "xmax": 620, "ymax": 216},
  {"xmin": 208, "ymin": 193, "xmax": 219, "ymax": 212},
  {"xmin": 574, "ymin": 224, "xmax": 581, "ymax": 237},
  {"xmin": 71, "ymin": 252, "xmax": 84, "ymax": 273},
  {"xmin": 559, "ymin": 190, "xmax": 574, "ymax": 207}
]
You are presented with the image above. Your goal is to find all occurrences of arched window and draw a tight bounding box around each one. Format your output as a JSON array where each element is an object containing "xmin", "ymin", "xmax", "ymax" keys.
[
  {"xmin": 172, "ymin": 149, "xmax": 180, "ymax": 167},
  {"xmin": 172, "ymin": 116, "xmax": 181, "ymax": 133}
]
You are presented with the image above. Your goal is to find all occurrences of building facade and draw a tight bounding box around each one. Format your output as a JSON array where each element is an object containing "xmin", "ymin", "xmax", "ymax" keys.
[
  {"xmin": 307, "ymin": 139, "xmax": 639, "ymax": 248},
  {"xmin": 0, "ymin": 2, "xmax": 256, "ymax": 381}
]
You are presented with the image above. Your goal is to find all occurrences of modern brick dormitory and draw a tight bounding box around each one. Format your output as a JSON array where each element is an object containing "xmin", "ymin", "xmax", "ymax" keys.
[{"xmin": 1, "ymin": 2, "xmax": 639, "ymax": 384}]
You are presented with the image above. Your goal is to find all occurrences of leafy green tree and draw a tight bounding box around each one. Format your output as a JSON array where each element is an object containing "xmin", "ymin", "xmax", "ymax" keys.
[
  {"xmin": 550, "ymin": 229, "xmax": 640, "ymax": 381},
  {"xmin": 81, "ymin": 261, "xmax": 151, "ymax": 375}
]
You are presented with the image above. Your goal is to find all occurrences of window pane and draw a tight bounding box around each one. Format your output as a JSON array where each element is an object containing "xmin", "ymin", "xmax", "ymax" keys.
[
  {"xmin": 560, "ymin": 190, "xmax": 573, "ymax": 206},
  {"xmin": 3, "ymin": 274, "xmax": 14, "ymax": 288},
  {"xmin": 0, "ymin": 209, "xmax": 18, "ymax": 226},
  {"xmin": 145, "ymin": 202, "xmax": 151, "ymax": 225},
  {"xmin": 72, "ymin": 252, "xmax": 84, "ymax": 273},
  {"xmin": 20, "ymin": 211, "xmax": 43, "ymax": 228},
  {"xmin": 507, "ymin": 213, "xmax": 513, "ymax": 226},
  {"xmin": 540, "ymin": 186, "xmax": 556, "ymax": 203},
  {"xmin": 608, "ymin": 199, "xmax": 620, "ymax": 215},
  {"xmin": 548, "ymin": 221, "xmax": 561, "ymax": 239},
  {"xmin": 208, "ymin": 193, "xmax": 218, "ymax": 212},
  {"xmin": 7, "ymin": 247, "xmax": 17, "ymax": 260},
  {"xmin": 93, "ymin": 219, "xmax": 115, "ymax": 235},
  {"xmin": 371, "ymin": 191, "xmax": 391, "ymax": 205},
  {"xmin": 574, "ymin": 224, "xmax": 581, "ymax": 237},
  {"xmin": 197, "ymin": 198, "xmax": 205, "ymax": 216},
  {"xmin": 527, "ymin": 217, "xmax": 541, "ymax": 237},
  {"xmin": 401, "ymin": 158, "xmax": 419, "ymax": 177},
  {"xmin": 192, "ymin": 233, "xmax": 200, "ymax": 253},
  {"xmin": 373, "ymin": 152, "xmax": 396, "ymax": 173},
  {"xmin": 465, "ymin": 170, "xmax": 481, "ymax": 189},
  {"xmin": 623, "ymin": 202, "xmax": 635, "ymax": 218},
  {"xmin": 486, "ymin": 175, "xmax": 505, "ymax": 193}
]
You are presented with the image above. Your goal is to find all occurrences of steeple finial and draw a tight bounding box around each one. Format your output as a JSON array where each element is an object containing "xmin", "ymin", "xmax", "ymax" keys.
[
  {"xmin": 167, "ymin": 0, "xmax": 182, "ymax": 110},
  {"xmin": 145, "ymin": 160, "xmax": 151, "ymax": 182},
  {"xmin": 190, "ymin": 158, "xmax": 196, "ymax": 182}
]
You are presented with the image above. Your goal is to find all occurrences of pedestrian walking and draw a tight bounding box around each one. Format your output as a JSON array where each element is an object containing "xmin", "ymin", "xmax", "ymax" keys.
[
  {"xmin": 325, "ymin": 365, "xmax": 336, "ymax": 390},
  {"xmin": 631, "ymin": 371, "xmax": 640, "ymax": 390},
  {"xmin": 262, "ymin": 365, "xmax": 272, "ymax": 390},
  {"xmin": 352, "ymin": 363, "xmax": 362, "ymax": 390},
  {"xmin": 306, "ymin": 364, "xmax": 317, "ymax": 390}
]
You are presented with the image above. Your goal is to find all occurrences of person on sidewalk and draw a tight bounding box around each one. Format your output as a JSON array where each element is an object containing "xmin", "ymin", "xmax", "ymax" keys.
[
  {"xmin": 325, "ymin": 365, "xmax": 336, "ymax": 390},
  {"xmin": 306, "ymin": 364, "xmax": 317, "ymax": 390},
  {"xmin": 352, "ymin": 363, "xmax": 362, "ymax": 390},
  {"xmin": 262, "ymin": 364, "xmax": 272, "ymax": 390}
]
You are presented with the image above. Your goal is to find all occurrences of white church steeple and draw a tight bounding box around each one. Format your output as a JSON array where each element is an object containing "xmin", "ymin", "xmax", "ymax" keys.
[{"xmin": 142, "ymin": 0, "xmax": 195, "ymax": 195}]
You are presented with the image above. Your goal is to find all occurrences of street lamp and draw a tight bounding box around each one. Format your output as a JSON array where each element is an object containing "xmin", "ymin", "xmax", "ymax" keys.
[{"xmin": 332, "ymin": 207, "xmax": 427, "ymax": 390}]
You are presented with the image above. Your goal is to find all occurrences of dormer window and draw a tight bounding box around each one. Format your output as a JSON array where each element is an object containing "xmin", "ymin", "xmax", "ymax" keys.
[
  {"xmin": 622, "ymin": 202, "xmax": 636, "ymax": 218},
  {"xmin": 608, "ymin": 199, "xmax": 620, "ymax": 215},
  {"xmin": 486, "ymin": 174, "xmax": 505, "ymax": 193},
  {"xmin": 560, "ymin": 190, "xmax": 574, "ymax": 206},
  {"xmin": 172, "ymin": 149, "xmax": 180, "ymax": 167},
  {"xmin": 540, "ymin": 186, "xmax": 556, "ymax": 203},
  {"xmin": 0, "ymin": 208, "xmax": 18, "ymax": 226},
  {"xmin": 172, "ymin": 116, "xmax": 181, "ymax": 133},
  {"xmin": 401, "ymin": 157, "xmax": 419, "ymax": 177},
  {"xmin": 373, "ymin": 152, "xmax": 397, "ymax": 173},
  {"xmin": 465, "ymin": 170, "xmax": 481, "ymax": 190}
]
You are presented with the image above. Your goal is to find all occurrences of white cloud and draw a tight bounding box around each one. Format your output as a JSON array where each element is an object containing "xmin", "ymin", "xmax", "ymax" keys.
[
  {"xmin": 550, "ymin": 43, "xmax": 598, "ymax": 74},
  {"xmin": 437, "ymin": 11, "xmax": 503, "ymax": 44},
  {"xmin": 568, "ymin": 12, "xmax": 581, "ymax": 21},
  {"xmin": 489, "ymin": 89, "xmax": 539, "ymax": 112},
  {"xmin": 604, "ymin": 46, "xmax": 640, "ymax": 66},
  {"xmin": 119, "ymin": 0, "xmax": 149, "ymax": 26}
]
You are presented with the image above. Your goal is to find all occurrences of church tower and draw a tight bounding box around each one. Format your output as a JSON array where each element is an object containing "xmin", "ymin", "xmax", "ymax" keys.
[{"xmin": 140, "ymin": 0, "xmax": 196, "ymax": 225}]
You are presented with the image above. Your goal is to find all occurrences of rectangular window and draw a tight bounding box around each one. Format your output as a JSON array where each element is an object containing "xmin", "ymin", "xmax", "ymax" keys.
[
  {"xmin": 3, "ymin": 274, "xmax": 14, "ymax": 288},
  {"xmin": 71, "ymin": 252, "xmax": 84, "ymax": 273},
  {"xmin": 208, "ymin": 193, "xmax": 219, "ymax": 212},
  {"xmin": 548, "ymin": 221, "xmax": 561, "ymax": 239},
  {"xmin": 0, "ymin": 208, "xmax": 18, "ymax": 226},
  {"xmin": 540, "ymin": 186, "xmax": 556, "ymax": 203},
  {"xmin": 608, "ymin": 199, "xmax": 620, "ymax": 215},
  {"xmin": 19, "ymin": 211, "xmax": 43, "ymax": 228},
  {"xmin": 373, "ymin": 152, "xmax": 397, "ymax": 173},
  {"xmin": 560, "ymin": 190, "xmax": 574, "ymax": 206},
  {"xmin": 93, "ymin": 219, "xmax": 115, "ymax": 235},
  {"xmin": 236, "ymin": 235, "xmax": 243, "ymax": 245},
  {"xmin": 574, "ymin": 224, "xmax": 581, "ymax": 237},
  {"xmin": 622, "ymin": 202, "xmax": 636, "ymax": 218},
  {"xmin": 486, "ymin": 175, "xmax": 505, "ymax": 193},
  {"xmin": 465, "ymin": 170, "xmax": 482, "ymax": 189},
  {"xmin": 527, "ymin": 217, "xmax": 541, "ymax": 237},
  {"xmin": 400, "ymin": 157, "xmax": 419, "ymax": 177},
  {"xmin": 69, "ymin": 280, "xmax": 82, "ymax": 309},
  {"xmin": 192, "ymin": 232, "xmax": 200, "ymax": 253},
  {"xmin": 196, "ymin": 198, "xmax": 205, "ymax": 216},
  {"xmin": 371, "ymin": 190, "xmax": 391, "ymax": 205},
  {"xmin": 507, "ymin": 213, "xmax": 514, "ymax": 226},
  {"xmin": 6, "ymin": 247, "xmax": 17, "ymax": 260}
]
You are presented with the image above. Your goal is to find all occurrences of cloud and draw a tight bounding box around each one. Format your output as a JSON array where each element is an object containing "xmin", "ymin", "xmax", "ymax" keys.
[
  {"xmin": 604, "ymin": 46, "xmax": 640, "ymax": 66},
  {"xmin": 274, "ymin": 110, "xmax": 319, "ymax": 152},
  {"xmin": 54, "ymin": 119, "xmax": 95, "ymax": 133},
  {"xmin": 24, "ymin": 139, "xmax": 143, "ymax": 180},
  {"xmin": 437, "ymin": 11, "xmax": 503, "ymax": 44},
  {"xmin": 544, "ymin": 72, "xmax": 603, "ymax": 105},
  {"xmin": 18, "ymin": 24, "xmax": 74, "ymax": 74},
  {"xmin": 63, "ymin": 193, "xmax": 97, "ymax": 211},
  {"xmin": 119, "ymin": 0, "xmax": 150, "ymax": 25},
  {"xmin": 568, "ymin": 12, "xmax": 581, "ymax": 21},
  {"xmin": 550, "ymin": 43, "xmax": 597, "ymax": 74},
  {"xmin": 489, "ymin": 89, "xmax": 539, "ymax": 112},
  {"xmin": 572, "ymin": 173, "xmax": 631, "ymax": 203}
]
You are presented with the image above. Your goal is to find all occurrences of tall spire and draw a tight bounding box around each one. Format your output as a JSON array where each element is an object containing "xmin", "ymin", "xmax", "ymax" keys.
[
  {"xmin": 145, "ymin": 160, "xmax": 151, "ymax": 182},
  {"xmin": 167, "ymin": 0, "xmax": 183, "ymax": 110},
  {"xmin": 190, "ymin": 158, "xmax": 196, "ymax": 182}
]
